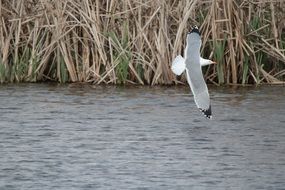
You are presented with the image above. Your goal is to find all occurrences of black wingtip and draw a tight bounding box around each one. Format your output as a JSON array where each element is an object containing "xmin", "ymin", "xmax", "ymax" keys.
[
  {"xmin": 200, "ymin": 106, "xmax": 212, "ymax": 119},
  {"xmin": 188, "ymin": 25, "xmax": 200, "ymax": 35}
]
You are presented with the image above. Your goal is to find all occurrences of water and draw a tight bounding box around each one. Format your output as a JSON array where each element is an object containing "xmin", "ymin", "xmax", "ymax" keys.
[{"xmin": 0, "ymin": 84, "xmax": 284, "ymax": 190}]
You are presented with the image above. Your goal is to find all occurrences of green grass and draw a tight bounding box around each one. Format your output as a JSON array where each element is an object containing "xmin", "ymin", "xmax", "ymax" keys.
[
  {"xmin": 109, "ymin": 22, "xmax": 131, "ymax": 84},
  {"xmin": 60, "ymin": 56, "xmax": 69, "ymax": 83},
  {"xmin": 0, "ymin": 61, "xmax": 7, "ymax": 83},
  {"xmin": 242, "ymin": 55, "xmax": 249, "ymax": 85},
  {"xmin": 214, "ymin": 38, "xmax": 227, "ymax": 84}
]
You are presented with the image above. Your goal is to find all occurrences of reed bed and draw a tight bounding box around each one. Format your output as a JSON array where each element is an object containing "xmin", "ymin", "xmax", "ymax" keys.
[{"xmin": 0, "ymin": 0, "xmax": 284, "ymax": 85}]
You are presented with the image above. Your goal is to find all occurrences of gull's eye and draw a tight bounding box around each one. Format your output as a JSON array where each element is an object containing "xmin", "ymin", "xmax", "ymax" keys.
[{"xmin": 193, "ymin": 25, "xmax": 198, "ymax": 29}]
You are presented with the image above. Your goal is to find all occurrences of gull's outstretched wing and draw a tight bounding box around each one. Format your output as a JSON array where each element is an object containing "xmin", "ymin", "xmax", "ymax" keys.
[{"xmin": 185, "ymin": 27, "xmax": 212, "ymax": 118}]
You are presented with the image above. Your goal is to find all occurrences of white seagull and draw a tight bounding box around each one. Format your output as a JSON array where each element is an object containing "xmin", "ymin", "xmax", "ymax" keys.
[{"xmin": 171, "ymin": 26, "xmax": 216, "ymax": 119}]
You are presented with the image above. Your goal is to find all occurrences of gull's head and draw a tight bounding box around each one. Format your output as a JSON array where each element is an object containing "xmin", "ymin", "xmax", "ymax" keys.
[
  {"xmin": 200, "ymin": 58, "xmax": 217, "ymax": 66},
  {"xmin": 209, "ymin": 60, "xmax": 217, "ymax": 65}
]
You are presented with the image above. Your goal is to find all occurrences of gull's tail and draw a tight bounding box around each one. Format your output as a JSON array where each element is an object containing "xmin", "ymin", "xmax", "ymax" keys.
[{"xmin": 171, "ymin": 55, "xmax": 185, "ymax": 76}]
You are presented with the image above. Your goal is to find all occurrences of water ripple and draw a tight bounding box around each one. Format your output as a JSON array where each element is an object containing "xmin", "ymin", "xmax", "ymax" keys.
[{"xmin": 0, "ymin": 84, "xmax": 284, "ymax": 190}]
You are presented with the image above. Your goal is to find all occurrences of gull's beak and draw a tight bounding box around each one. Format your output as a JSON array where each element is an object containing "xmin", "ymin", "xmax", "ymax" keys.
[{"xmin": 212, "ymin": 61, "xmax": 217, "ymax": 65}]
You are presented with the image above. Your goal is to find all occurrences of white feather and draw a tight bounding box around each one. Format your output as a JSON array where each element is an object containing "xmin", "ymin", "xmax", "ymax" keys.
[
  {"xmin": 171, "ymin": 55, "xmax": 186, "ymax": 76},
  {"xmin": 171, "ymin": 56, "xmax": 213, "ymax": 76}
]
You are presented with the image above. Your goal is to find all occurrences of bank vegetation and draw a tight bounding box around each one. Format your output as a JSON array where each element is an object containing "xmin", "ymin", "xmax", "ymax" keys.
[{"xmin": 0, "ymin": 0, "xmax": 284, "ymax": 85}]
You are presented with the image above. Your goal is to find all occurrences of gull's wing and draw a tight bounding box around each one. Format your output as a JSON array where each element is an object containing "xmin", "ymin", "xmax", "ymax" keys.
[
  {"xmin": 185, "ymin": 28, "xmax": 212, "ymax": 118},
  {"xmin": 171, "ymin": 55, "xmax": 186, "ymax": 76}
]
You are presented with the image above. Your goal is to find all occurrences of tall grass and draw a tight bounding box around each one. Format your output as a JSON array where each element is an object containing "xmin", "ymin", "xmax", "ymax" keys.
[{"xmin": 0, "ymin": 0, "xmax": 284, "ymax": 85}]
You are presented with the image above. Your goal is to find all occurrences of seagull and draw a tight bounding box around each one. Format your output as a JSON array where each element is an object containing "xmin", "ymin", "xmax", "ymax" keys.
[{"xmin": 171, "ymin": 26, "xmax": 216, "ymax": 119}]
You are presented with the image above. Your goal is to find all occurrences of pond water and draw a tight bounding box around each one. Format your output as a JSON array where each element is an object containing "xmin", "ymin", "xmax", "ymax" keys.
[{"xmin": 0, "ymin": 84, "xmax": 284, "ymax": 190}]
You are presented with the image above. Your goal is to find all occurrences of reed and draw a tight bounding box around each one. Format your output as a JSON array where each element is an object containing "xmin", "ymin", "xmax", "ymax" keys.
[{"xmin": 0, "ymin": 0, "xmax": 284, "ymax": 85}]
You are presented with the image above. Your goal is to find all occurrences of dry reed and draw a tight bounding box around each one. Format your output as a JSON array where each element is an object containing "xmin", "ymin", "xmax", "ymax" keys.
[{"xmin": 0, "ymin": 0, "xmax": 284, "ymax": 85}]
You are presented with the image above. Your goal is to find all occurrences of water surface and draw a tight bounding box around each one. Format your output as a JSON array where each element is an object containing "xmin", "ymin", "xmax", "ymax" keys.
[{"xmin": 0, "ymin": 84, "xmax": 284, "ymax": 189}]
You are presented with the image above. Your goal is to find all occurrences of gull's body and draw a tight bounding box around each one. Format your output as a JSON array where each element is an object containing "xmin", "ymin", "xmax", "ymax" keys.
[
  {"xmin": 171, "ymin": 55, "xmax": 214, "ymax": 76},
  {"xmin": 171, "ymin": 26, "xmax": 213, "ymax": 119}
]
